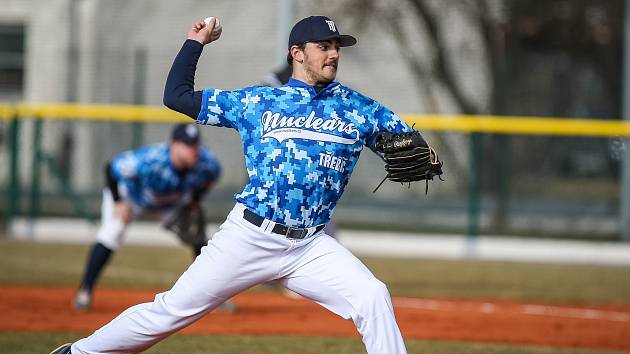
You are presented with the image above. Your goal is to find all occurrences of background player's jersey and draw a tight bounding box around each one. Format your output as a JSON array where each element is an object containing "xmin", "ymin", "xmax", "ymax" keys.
[
  {"xmin": 110, "ymin": 143, "xmax": 221, "ymax": 210},
  {"xmin": 198, "ymin": 78, "xmax": 411, "ymax": 228}
]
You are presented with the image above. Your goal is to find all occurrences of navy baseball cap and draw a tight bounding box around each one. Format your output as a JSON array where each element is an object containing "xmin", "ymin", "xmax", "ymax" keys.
[
  {"xmin": 171, "ymin": 123, "xmax": 200, "ymax": 145},
  {"xmin": 288, "ymin": 16, "xmax": 357, "ymax": 49}
]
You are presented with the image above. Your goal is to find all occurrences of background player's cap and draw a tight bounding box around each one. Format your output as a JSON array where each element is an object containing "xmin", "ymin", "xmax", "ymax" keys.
[
  {"xmin": 172, "ymin": 123, "xmax": 200, "ymax": 145},
  {"xmin": 288, "ymin": 16, "xmax": 357, "ymax": 49}
]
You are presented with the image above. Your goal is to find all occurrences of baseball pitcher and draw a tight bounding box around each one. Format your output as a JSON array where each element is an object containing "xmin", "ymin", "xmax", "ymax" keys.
[{"xmin": 51, "ymin": 15, "xmax": 442, "ymax": 354}]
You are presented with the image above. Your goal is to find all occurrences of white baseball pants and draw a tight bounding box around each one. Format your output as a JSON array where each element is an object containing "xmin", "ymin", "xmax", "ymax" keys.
[
  {"xmin": 96, "ymin": 188, "xmax": 192, "ymax": 250},
  {"xmin": 72, "ymin": 203, "xmax": 407, "ymax": 353}
]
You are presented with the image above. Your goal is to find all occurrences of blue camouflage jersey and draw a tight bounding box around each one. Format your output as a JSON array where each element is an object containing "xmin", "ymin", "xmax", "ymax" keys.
[
  {"xmin": 110, "ymin": 143, "xmax": 221, "ymax": 210},
  {"xmin": 198, "ymin": 78, "xmax": 411, "ymax": 228}
]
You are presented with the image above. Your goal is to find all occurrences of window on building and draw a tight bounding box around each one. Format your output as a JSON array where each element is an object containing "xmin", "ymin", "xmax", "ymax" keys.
[{"xmin": 0, "ymin": 24, "xmax": 25, "ymax": 100}]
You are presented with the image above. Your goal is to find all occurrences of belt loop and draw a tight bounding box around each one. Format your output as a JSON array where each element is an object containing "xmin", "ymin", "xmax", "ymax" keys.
[
  {"xmin": 259, "ymin": 219, "xmax": 266, "ymax": 232},
  {"xmin": 261, "ymin": 219, "xmax": 271, "ymax": 233},
  {"xmin": 267, "ymin": 221, "xmax": 276, "ymax": 234}
]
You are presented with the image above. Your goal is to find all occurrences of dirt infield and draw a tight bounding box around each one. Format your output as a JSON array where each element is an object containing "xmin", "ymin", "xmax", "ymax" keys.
[{"xmin": 1, "ymin": 286, "xmax": 629, "ymax": 351}]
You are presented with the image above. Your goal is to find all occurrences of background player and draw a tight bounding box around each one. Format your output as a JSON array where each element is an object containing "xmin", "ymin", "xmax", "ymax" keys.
[
  {"xmin": 50, "ymin": 15, "xmax": 435, "ymax": 354},
  {"xmin": 73, "ymin": 123, "xmax": 236, "ymax": 312}
]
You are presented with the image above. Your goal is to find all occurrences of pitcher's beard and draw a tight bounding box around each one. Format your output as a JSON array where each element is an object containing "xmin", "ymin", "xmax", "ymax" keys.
[{"xmin": 305, "ymin": 66, "xmax": 336, "ymax": 87}]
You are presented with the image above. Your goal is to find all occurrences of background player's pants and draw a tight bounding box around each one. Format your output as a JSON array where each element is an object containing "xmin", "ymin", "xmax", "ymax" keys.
[
  {"xmin": 78, "ymin": 189, "xmax": 203, "ymax": 296},
  {"xmin": 72, "ymin": 203, "xmax": 407, "ymax": 354},
  {"xmin": 95, "ymin": 189, "xmax": 136, "ymax": 250},
  {"xmin": 96, "ymin": 188, "xmax": 189, "ymax": 250},
  {"xmin": 76, "ymin": 189, "xmax": 129, "ymax": 294}
]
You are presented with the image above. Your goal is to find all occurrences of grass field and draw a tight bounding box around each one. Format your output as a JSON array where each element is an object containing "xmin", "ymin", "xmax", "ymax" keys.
[
  {"xmin": 1, "ymin": 332, "xmax": 626, "ymax": 354},
  {"xmin": 1, "ymin": 238, "xmax": 630, "ymax": 353}
]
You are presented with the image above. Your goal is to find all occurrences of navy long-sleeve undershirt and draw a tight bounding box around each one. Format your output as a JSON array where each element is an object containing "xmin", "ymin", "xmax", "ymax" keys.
[{"xmin": 163, "ymin": 39, "xmax": 204, "ymax": 119}]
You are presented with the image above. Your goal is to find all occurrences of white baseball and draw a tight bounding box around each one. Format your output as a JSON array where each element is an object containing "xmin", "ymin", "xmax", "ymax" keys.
[{"xmin": 203, "ymin": 17, "xmax": 222, "ymax": 36}]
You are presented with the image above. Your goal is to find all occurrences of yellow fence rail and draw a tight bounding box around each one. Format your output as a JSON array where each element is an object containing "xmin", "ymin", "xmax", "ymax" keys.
[
  {"xmin": 13, "ymin": 103, "xmax": 190, "ymax": 123},
  {"xmin": 0, "ymin": 104, "xmax": 13, "ymax": 120},
  {"xmin": 2, "ymin": 102, "xmax": 626, "ymax": 239},
  {"xmin": 403, "ymin": 114, "xmax": 630, "ymax": 137},
  {"xmin": 1, "ymin": 103, "xmax": 629, "ymax": 137}
]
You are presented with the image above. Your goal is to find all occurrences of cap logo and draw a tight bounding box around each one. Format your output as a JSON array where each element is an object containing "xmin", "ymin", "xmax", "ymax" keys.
[
  {"xmin": 185, "ymin": 124, "xmax": 198, "ymax": 138},
  {"xmin": 325, "ymin": 20, "xmax": 336, "ymax": 32}
]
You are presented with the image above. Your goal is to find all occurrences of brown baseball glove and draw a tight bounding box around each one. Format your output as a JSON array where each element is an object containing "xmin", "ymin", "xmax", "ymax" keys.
[{"xmin": 163, "ymin": 203, "xmax": 208, "ymax": 247}]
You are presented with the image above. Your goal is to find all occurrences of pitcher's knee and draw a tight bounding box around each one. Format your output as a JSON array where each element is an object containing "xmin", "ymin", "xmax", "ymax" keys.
[
  {"xmin": 356, "ymin": 278, "xmax": 393, "ymax": 314},
  {"xmin": 146, "ymin": 294, "xmax": 204, "ymax": 332}
]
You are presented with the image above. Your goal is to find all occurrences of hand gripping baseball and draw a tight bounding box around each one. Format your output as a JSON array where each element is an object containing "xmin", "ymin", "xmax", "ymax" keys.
[
  {"xmin": 373, "ymin": 130, "xmax": 444, "ymax": 193},
  {"xmin": 187, "ymin": 17, "xmax": 222, "ymax": 45}
]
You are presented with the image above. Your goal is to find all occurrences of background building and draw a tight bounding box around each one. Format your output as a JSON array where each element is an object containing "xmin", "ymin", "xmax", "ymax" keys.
[{"xmin": 0, "ymin": 0, "xmax": 625, "ymax": 239}]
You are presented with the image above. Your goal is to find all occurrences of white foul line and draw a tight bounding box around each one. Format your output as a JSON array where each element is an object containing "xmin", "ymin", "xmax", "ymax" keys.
[{"xmin": 393, "ymin": 297, "xmax": 630, "ymax": 322}]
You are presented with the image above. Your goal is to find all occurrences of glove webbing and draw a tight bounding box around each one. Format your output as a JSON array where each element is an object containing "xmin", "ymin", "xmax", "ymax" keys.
[{"xmin": 372, "ymin": 171, "xmax": 438, "ymax": 194}]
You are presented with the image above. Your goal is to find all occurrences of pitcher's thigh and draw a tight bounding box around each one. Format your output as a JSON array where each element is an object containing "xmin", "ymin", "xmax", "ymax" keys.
[
  {"xmin": 164, "ymin": 225, "xmax": 273, "ymax": 313},
  {"xmin": 283, "ymin": 236, "xmax": 393, "ymax": 319}
]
